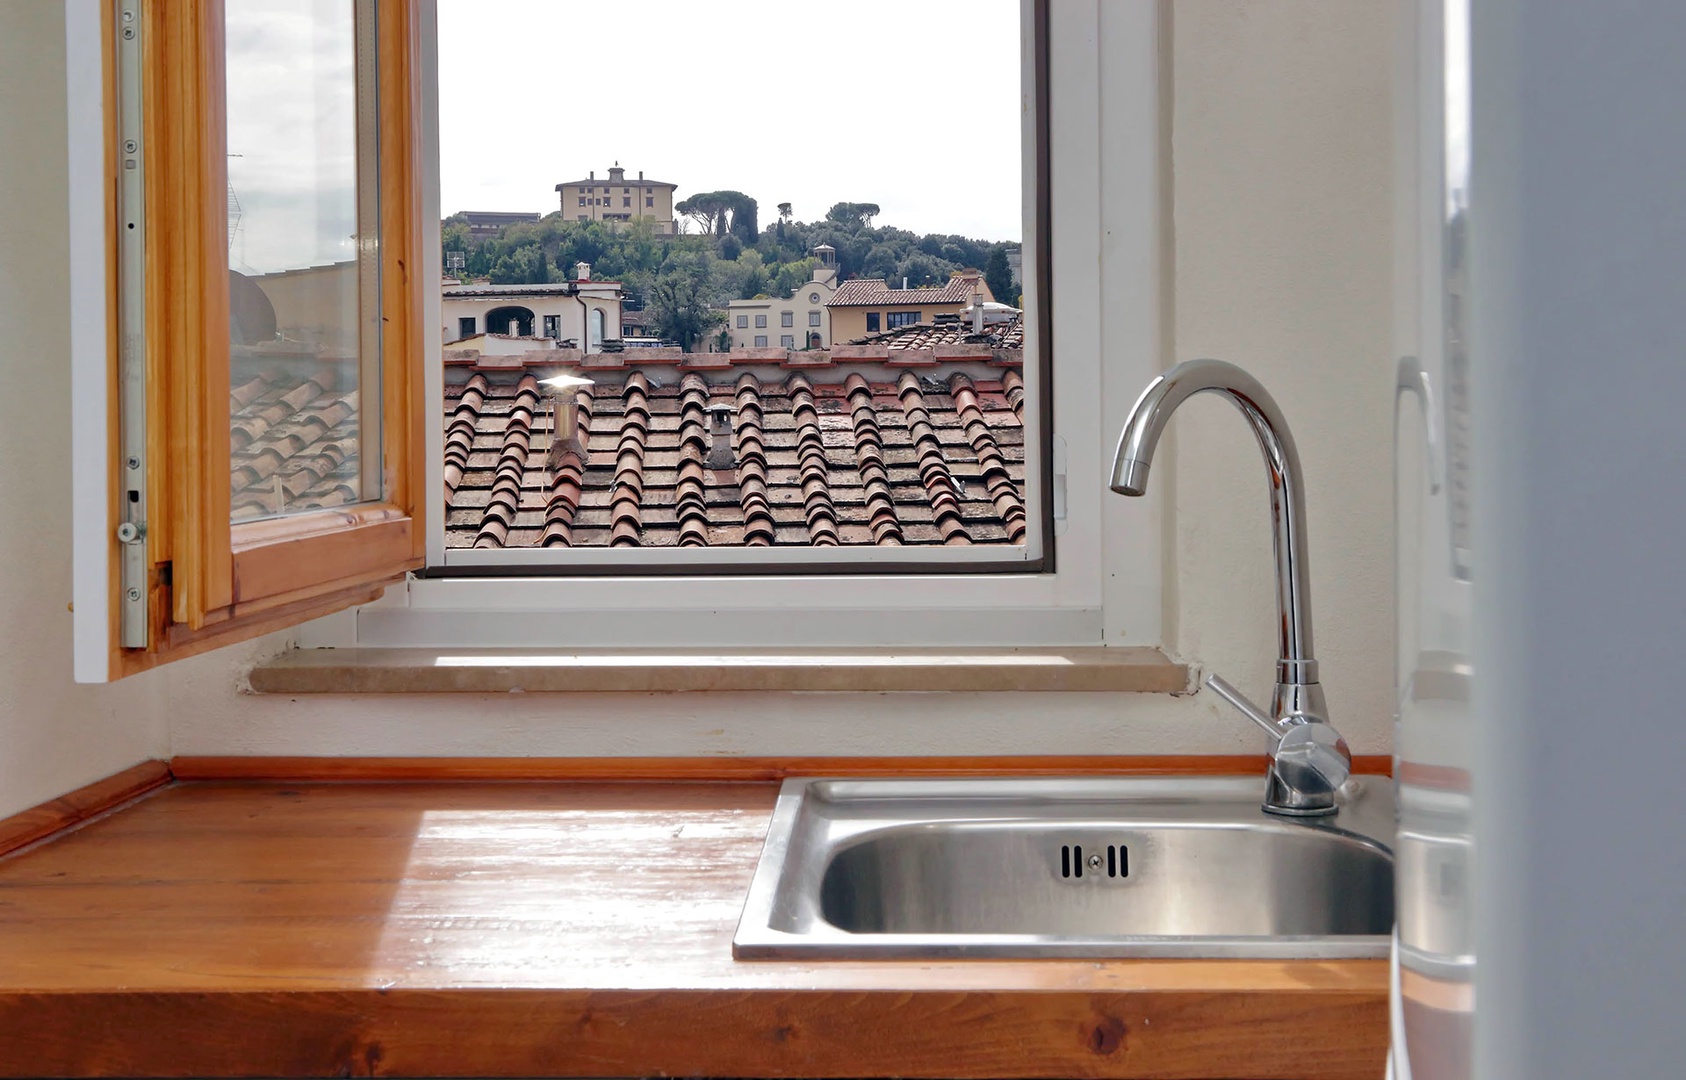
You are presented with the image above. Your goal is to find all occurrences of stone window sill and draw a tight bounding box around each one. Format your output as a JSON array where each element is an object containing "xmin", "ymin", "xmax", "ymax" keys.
[{"xmin": 248, "ymin": 646, "xmax": 1191, "ymax": 695}]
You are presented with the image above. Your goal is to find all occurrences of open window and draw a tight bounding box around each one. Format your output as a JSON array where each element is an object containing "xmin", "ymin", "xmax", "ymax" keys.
[
  {"xmin": 75, "ymin": 0, "xmax": 429, "ymax": 679},
  {"xmin": 74, "ymin": 0, "xmax": 1162, "ymax": 666}
]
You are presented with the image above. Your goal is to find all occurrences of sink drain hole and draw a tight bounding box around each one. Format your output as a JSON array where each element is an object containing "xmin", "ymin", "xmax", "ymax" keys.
[{"xmin": 1060, "ymin": 844, "xmax": 1129, "ymax": 879}]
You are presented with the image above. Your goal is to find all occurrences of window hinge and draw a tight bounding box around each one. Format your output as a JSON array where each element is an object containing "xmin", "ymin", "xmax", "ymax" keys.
[{"xmin": 116, "ymin": 0, "xmax": 149, "ymax": 648}]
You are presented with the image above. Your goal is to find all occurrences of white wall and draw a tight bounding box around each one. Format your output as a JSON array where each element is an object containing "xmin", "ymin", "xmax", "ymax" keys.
[
  {"xmin": 0, "ymin": 2, "xmax": 169, "ymax": 819},
  {"xmin": 158, "ymin": 1, "xmax": 1398, "ymax": 760},
  {"xmin": 1471, "ymin": 2, "xmax": 1686, "ymax": 1074}
]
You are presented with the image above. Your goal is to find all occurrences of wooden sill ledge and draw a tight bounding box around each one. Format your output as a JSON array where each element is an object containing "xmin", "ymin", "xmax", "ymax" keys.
[{"xmin": 248, "ymin": 644, "xmax": 1192, "ymax": 694}]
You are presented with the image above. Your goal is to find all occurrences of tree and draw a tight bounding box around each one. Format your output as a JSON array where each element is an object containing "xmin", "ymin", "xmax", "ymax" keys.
[
  {"xmin": 984, "ymin": 246, "xmax": 1015, "ymax": 304},
  {"xmin": 647, "ymin": 252, "xmax": 723, "ymax": 350},
  {"xmin": 675, "ymin": 190, "xmax": 758, "ymax": 243},
  {"xmin": 777, "ymin": 202, "xmax": 792, "ymax": 223},
  {"xmin": 826, "ymin": 201, "xmax": 881, "ymax": 230}
]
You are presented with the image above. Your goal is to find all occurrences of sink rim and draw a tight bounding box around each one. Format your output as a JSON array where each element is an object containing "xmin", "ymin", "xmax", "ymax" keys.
[{"xmin": 733, "ymin": 774, "xmax": 1395, "ymax": 961}]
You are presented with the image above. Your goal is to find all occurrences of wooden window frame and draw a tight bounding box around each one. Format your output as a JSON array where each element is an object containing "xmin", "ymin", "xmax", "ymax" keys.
[{"xmin": 108, "ymin": 0, "xmax": 427, "ymax": 676}]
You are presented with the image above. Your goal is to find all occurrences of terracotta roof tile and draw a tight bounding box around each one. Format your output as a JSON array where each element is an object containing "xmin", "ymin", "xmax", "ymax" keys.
[
  {"xmin": 826, "ymin": 277, "xmax": 976, "ymax": 308},
  {"xmin": 228, "ymin": 348, "xmax": 1029, "ymax": 549}
]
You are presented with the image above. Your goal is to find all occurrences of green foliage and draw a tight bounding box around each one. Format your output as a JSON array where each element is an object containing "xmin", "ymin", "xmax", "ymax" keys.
[
  {"xmin": 675, "ymin": 190, "xmax": 758, "ymax": 244},
  {"xmin": 826, "ymin": 201, "xmax": 881, "ymax": 229},
  {"xmin": 984, "ymin": 246, "xmax": 1015, "ymax": 303},
  {"xmin": 440, "ymin": 204, "xmax": 1023, "ymax": 343},
  {"xmin": 647, "ymin": 250, "xmax": 725, "ymax": 350}
]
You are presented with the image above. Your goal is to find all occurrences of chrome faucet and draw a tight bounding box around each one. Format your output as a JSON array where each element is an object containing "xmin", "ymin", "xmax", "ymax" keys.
[{"xmin": 1110, "ymin": 359, "xmax": 1351, "ymax": 816}]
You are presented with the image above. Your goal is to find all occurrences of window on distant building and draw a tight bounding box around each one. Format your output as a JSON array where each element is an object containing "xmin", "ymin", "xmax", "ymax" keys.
[
  {"xmin": 755, "ymin": 314, "xmax": 767, "ymax": 328},
  {"xmin": 809, "ymin": 311, "xmax": 821, "ymax": 326},
  {"xmin": 887, "ymin": 311, "xmax": 922, "ymax": 328},
  {"xmin": 645, "ymin": 197, "xmax": 654, "ymax": 207},
  {"xmin": 543, "ymin": 314, "xmax": 559, "ymax": 338},
  {"xmin": 736, "ymin": 314, "xmax": 748, "ymax": 328},
  {"xmin": 781, "ymin": 311, "xmax": 793, "ymax": 327},
  {"xmin": 578, "ymin": 197, "xmax": 585, "ymax": 206},
  {"xmin": 753, "ymin": 334, "xmax": 767, "ymax": 347},
  {"xmin": 781, "ymin": 334, "xmax": 795, "ymax": 348},
  {"xmin": 458, "ymin": 316, "xmax": 476, "ymax": 339},
  {"xmin": 865, "ymin": 312, "xmax": 880, "ymax": 332}
]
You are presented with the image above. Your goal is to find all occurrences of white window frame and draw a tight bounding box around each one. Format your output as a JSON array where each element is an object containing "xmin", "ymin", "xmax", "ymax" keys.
[{"xmin": 333, "ymin": 0, "xmax": 1161, "ymax": 650}]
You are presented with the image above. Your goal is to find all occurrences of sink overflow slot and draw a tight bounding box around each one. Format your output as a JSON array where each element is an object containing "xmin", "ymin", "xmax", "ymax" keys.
[{"xmin": 1060, "ymin": 844, "xmax": 1127, "ymax": 880}]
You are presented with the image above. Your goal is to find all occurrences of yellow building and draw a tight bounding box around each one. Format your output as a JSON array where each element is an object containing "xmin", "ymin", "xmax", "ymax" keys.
[
  {"xmin": 554, "ymin": 163, "xmax": 676, "ymax": 235},
  {"xmin": 824, "ymin": 270, "xmax": 989, "ymax": 344}
]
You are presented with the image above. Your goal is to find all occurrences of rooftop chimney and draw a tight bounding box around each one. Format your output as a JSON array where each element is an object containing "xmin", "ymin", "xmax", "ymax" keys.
[
  {"xmin": 575, "ymin": 261, "xmax": 590, "ymax": 281},
  {"xmin": 707, "ymin": 405, "xmax": 735, "ymax": 470},
  {"xmin": 972, "ymin": 298, "xmax": 985, "ymax": 334},
  {"xmin": 540, "ymin": 373, "xmax": 594, "ymax": 470},
  {"xmin": 638, "ymin": 170, "xmax": 644, "ymax": 180},
  {"xmin": 589, "ymin": 170, "xmax": 594, "ymax": 180}
]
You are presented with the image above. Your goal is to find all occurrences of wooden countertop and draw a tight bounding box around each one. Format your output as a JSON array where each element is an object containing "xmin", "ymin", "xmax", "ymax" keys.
[{"xmin": 0, "ymin": 779, "xmax": 1387, "ymax": 1078}]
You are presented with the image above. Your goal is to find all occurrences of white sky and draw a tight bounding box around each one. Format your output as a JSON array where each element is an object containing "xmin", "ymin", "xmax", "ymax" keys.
[
  {"xmin": 438, "ymin": 0, "xmax": 1024, "ymax": 241},
  {"xmin": 226, "ymin": 0, "xmax": 362, "ymax": 274}
]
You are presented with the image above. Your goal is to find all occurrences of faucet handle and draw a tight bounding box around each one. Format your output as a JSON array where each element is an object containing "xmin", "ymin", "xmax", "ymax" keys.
[
  {"xmin": 1205, "ymin": 673, "xmax": 1284, "ymax": 737},
  {"xmin": 1206, "ymin": 673, "xmax": 1352, "ymax": 810}
]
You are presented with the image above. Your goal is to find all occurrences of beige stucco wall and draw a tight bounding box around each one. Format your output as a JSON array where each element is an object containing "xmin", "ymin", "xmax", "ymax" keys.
[
  {"xmin": 0, "ymin": 1, "xmax": 169, "ymax": 820},
  {"xmin": 828, "ymin": 300, "xmax": 969, "ymax": 345},
  {"xmin": 151, "ymin": 0, "xmax": 1396, "ymax": 761},
  {"xmin": 0, "ymin": 2, "xmax": 1394, "ymax": 796},
  {"xmin": 1161, "ymin": 0, "xmax": 1394, "ymax": 746},
  {"xmin": 727, "ymin": 277, "xmax": 835, "ymax": 349},
  {"xmin": 557, "ymin": 171, "xmax": 675, "ymax": 234},
  {"xmin": 442, "ymin": 289, "xmax": 621, "ymax": 348}
]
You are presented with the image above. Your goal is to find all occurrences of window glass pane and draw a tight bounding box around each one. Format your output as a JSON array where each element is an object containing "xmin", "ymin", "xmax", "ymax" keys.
[
  {"xmin": 227, "ymin": 0, "xmax": 380, "ymax": 524},
  {"xmin": 438, "ymin": 0, "xmax": 1028, "ymax": 552}
]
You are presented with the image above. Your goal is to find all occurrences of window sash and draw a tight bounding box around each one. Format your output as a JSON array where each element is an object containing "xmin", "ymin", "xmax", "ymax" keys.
[{"xmin": 80, "ymin": 0, "xmax": 428, "ymax": 678}]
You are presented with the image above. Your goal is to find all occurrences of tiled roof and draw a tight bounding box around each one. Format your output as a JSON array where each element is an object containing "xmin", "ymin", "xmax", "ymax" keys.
[
  {"xmin": 826, "ymin": 277, "xmax": 976, "ymax": 308},
  {"xmin": 229, "ymin": 347, "xmax": 364, "ymax": 521},
  {"xmin": 443, "ymin": 350, "xmax": 1027, "ymax": 548},
  {"xmin": 225, "ymin": 345, "xmax": 1029, "ymax": 548},
  {"xmin": 851, "ymin": 314, "xmax": 1025, "ymax": 351}
]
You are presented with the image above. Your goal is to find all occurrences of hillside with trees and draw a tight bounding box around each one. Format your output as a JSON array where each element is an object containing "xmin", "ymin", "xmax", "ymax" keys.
[{"xmin": 442, "ymin": 197, "xmax": 1021, "ymax": 350}]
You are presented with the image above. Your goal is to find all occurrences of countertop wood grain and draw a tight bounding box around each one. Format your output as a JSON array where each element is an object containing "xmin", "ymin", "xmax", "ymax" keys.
[{"xmin": 0, "ymin": 780, "xmax": 1387, "ymax": 1078}]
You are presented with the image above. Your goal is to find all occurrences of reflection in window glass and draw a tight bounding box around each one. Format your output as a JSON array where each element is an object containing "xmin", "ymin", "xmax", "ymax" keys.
[{"xmin": 226, "ymin": 0, "xmax": 380, "ymax": 523}]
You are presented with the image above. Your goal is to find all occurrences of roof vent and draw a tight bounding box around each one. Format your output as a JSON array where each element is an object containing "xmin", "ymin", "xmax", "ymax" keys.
[
  {"xmin": 707, "ymin": 404, "xmax": 735, "ymax": 470},
  {"xmin": 540, "ymin": 373, "xmax": 594, "ymax": 470},
  {"xmin": 575, "ymin": 261, "xmax": 591, "ymax": 282}
]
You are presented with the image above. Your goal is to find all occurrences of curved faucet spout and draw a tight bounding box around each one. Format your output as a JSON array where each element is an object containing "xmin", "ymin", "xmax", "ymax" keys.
[{"xmin": 1110, "ymin": 358, "xmax": 1318, "ymax": 694}]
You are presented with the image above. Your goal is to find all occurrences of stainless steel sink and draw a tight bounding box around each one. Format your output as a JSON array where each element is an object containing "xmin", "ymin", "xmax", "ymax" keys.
[{"xmin": 733, "ymin": 776, "xmax": 1394, "ymax": 959}]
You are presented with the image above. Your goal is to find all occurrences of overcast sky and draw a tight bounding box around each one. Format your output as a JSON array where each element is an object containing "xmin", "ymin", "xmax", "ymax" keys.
[
  {"xmin": 438, "ymin": 0, "xmax": 1024, "ymax": 241},
  {"xmin": 226, "ymin": 0, "xmax": 362, "ymax": 275}
]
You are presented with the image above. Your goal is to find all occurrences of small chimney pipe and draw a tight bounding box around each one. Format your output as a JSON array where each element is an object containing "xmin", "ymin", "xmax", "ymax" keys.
[
  {"xmin": 540, "ymin": 373, "xmax": 594, "ymax": 470},
  {"xmin": 707, "ymin": 405, "xmax": 735, "ymax": 470}
]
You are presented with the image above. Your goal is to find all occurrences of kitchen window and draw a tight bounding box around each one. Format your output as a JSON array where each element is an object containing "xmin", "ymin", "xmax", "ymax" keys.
[{"xmin": 74, "ymin": 0, "xmax": 1165, "ymax": 667}]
